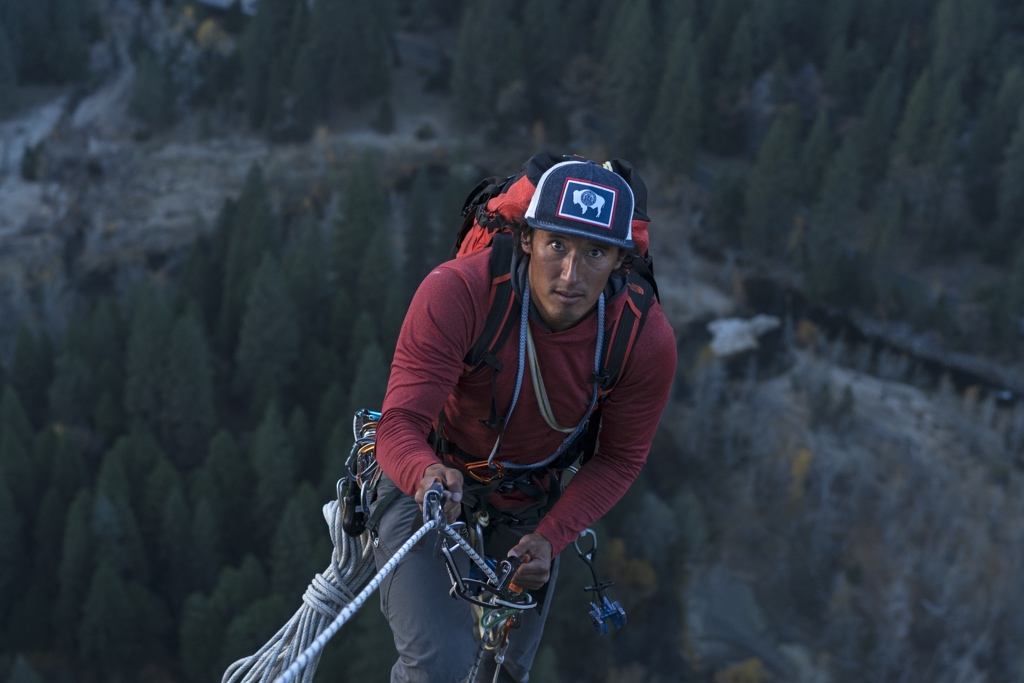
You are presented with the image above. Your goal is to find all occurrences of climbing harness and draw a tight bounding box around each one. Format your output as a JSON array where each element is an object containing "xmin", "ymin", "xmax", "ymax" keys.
[
  {"xmin": 575, "ymin": 529, "xmax": 627, "ymax": 634},
  {"xmin": 223, "ymin": 409, "xmax": 626, "ymax": 683}
]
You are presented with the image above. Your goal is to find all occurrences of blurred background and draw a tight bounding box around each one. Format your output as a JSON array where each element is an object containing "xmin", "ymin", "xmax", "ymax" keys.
[{"xmin": 2, "ymin": 0, "xmax": 1024, "ymax": 681}]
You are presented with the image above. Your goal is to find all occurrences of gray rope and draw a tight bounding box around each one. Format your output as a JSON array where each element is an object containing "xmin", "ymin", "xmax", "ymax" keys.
[{"xmin": 221, "ymin": 500, "xmax": 391, "ymax": 683}]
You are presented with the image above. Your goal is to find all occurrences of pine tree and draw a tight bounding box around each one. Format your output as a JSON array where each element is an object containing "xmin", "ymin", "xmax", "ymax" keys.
[
  {"xmin": 332, "ymin": 159, "xmax": 387, "ymax": 295},
  {"xmin": 644, "ymin": 21, "xmax": 702, "ymax": 172},
  {"xmin": 285, "ymin": 214, "xmax": 329, "ymax": 340},
  {"xmin": 180, "ymin": 591, "xmax": 225, "ymax": 683},
  {"xmin": 140, "ymin": 452, "xmax": 182, "ymax": 561},
  {"xmin": 0, "ymin": 478, "xmax": 26, "ymax": 631},
  {"xmin": 218, "ymin": 164, "xmax": 277, "ymax": 352},
  {"xmin": 357, "ymin": 226, "xmax": 398, "ymax": 332},
  {"xmin": 927, "ymin": 78, "xmax": 965, "ymax": 178},
  {"xmin": 0, "ymin": 21, "xmax": 17, "ymax": 116},
  {"xmin": 855, "ymin": 67, "xmax": 901, "ymax": 205},
  {"xmin": 311, "ymin": 0, "xmax": 393, "ymax": 117},
  {"xmin": 130, "ymin": 50, "xmax": 174, "ymax": 131},
  {"xmin": 196, "ymin": 429, "xmax": 252, "ymax": 563},
  {"xmin": 965, "ymin": 67, "xmax": 1024, "ymax": 226},
  {"xmin": 48, "ymin": 426, "xmax": 86, "ymax": 498},
  {"xmin": 159, "ymin": 485, "xmax": 193, "ymax": 609},
  {"xmin": 219, "ymin": 595, "xmax": 290, "ymax": 675},
  {"xmin": 602, "ymin": 0, "xmax": 657, "ymax": 157},
  {"xmin": 47, "ymin": 349, "xmax": 95, "ymax": 429},
  {"xmin": 233, "ymin": 253, "xmax": 300, "ymax": 415},
  {"xmin": 743, "ymin": 109, "xmax": 802, "ymax": 257},
  {"xmin": 813, "ymin": 133, "xmax": 862, "ymax": 236},
  {"xmin": 800, "ymin": 110, "xmax": 835, "ymax": 202},
  {"xmin": 346, "ymin": 343, "xmax": 389, "ymax": 422},
  {"xmin": 269, "ymin": 487, "xmax": 316, "ymax": 599},
  {"xmin": 251, "ymin": 402, "xmax": 296, "ymax": 542},
  {"xmin": 403, "ymin": 167, "xmax": 440, "ymax": 298},
  {"xmin": 161, "ymin": 311, "xmax": 216, "ymax": 469},
  {"xmin": 241, "ymin": 0, "xmax": 295, "ymax": 129},
  {"xmin": 9, "ymin": 324, "xmax": 52, "ymax": 428},
  {"xmin": 891, "ymin": 69, "xmax": 933, "ymax": 167},
  {"xmin": 931, "ymin": 0, "xmax": 995, "ymax": 85},
  {"xmin": 313, "ymin": 382, "xmax": 347, "ymax": 454},
  {"xmin": 78, "ymin": 559, "xmax": 139, "ymax": 677},
  {"xmin": 54, "ymin": 488, "xmax": 93, "ymax": 647},
  {"xmin": 189, "ymin": 496, "xmax": 223, "ymax": 593},
  {"xmin": 449, "ymin": 1, "xmax": 493, "ymax": 124},
  {"xmin": 124, "ymin": 284, "xmax": 174, "ymax": 431},
  {"xmin": 287, "ymin": 406, "xmax": 314, "ymax": 484},
  {"xmin": 1, "ymin": 387, "xmax": 36, "ymax": 516},
  {"xmin": 992, "ymin": 107, "xmax": 1024, "ymax": 263}
]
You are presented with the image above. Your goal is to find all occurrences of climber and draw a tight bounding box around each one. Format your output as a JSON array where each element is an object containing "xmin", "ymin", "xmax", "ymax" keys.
[{"xmin": 370, "ymin": 158, "xmax": 676, "ymax": 682}]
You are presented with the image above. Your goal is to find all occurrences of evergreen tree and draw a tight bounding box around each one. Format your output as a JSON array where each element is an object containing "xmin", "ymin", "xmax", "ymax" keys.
[
  {"xmin": 0, "ymin": 478, "xmax": 26, "ymax": 631},
  {"xmin": 855, "ymin": 67, "xmax": 901, "ymax": 205},
  {"xmin": 346, "ymin": 343, "xmax": 389, "ymax": 422},
  {"xmin": 0, "ymin": 387, "xmax": 36, "ymax": 517},
  {"xmin": 313, "ymin": 382, "xmax": 347, "ymax": 454},
  {"xmin": 965, "ymin": 67, "xmax": 1024, "ymax": 227},
  {"xmin": 890, "ymin": 68, "xmax": 933, "ymax": 167},
  {"xmin": 927, "ymin": 77, "xmax": 965, "ymax": 178},
  {"xmin": 189, "ymin": 496, "xmax": 223, "ymax": 593},
  {"xmin": 644, "ymin": 21, "xmax": 702, "ymax": 171},
  {"xmin": 403, "ymin": 167, "xmax": 440, "ymax": 297},
  {"xmin": 0, "ymin": 21, "xmax": 17, "ymax": 116},
  {"xmin": 130, "ymin": 50, "xmax": 174, "ymax": 131},
  {"xmin": 285, "ymin": 214, "xmax": 329, "ymax": 340},
  {"xmin": 449, "ymin": 1, "xmax": 493, "ymax": 124},
  {"xmin": 931, "ymin": 0, "xmax": 995, "ymax": 85},
  {"xmin": 161, "ymin": 311, "xmax": 216, "ymax": 469},
  {"xmin": 332, "ymin": 159, "xmax": 387, "ymax": 295},
  {"xmin": 9, "ymin": 324, "xmax": 52, "ymax": 428},
  {"xmin": 241, "ymin": 0, "xmax": 295, "ymax": 129},
  {"xmin": 251, "ymin": 402, "xmax": 296, "ymax": 542},
  {"xmin": 124, "ymin": 284, "xmax": 174, "ymax": 431},
  {"xmin": 159, "ymin": 484, "xmax": 193, "ymax": 609},
  {"xmin": 54, "ymin": 488, "xmax": 93, "ymax": 647},
  {"xmin": 357, "ymin": 226, "xmax": 398, "ymax": 332},
  {"xmin": 813, "ymin": 133, "xmax": 862, "ymax": 235},
  {"xmin": 287, "ymin": 406, "xmax": 314, "ymax": 484},
  {"xmin": 311, "ymin": 0, "xmax": 394, "ymax": 117},
  {"xmin": 180, "ymin": 591, "xmax": 225, "ymax": 683},
  {"xmin": 218, "ymin": 164, "xmax": 277, "ymax": 352},
  {"xmin": 269, "ymin": 485, "xmax": 317, "ymax": 599},
  {"xmin": 219, "ymin": 595, "xmax": 290, "ymax": 675},
  {"xmin": 195, "ymin": 429, "xmax": 252, "ymax": 563},
  {"xmin": 992, "ymin": 107, "xmax": 1024, "ymax": 263},
  {"xmin": 48, "ymin": 426, "xmax": 86, "ymax": 498},
  {"xmin": 601, "ymin": 0, "xmax": 657, "ymax": 157},
  {"xmin": 47, "ymin": 349, "xmax": 95, "ymax": 429},
  {"xmin": 140, "ymin": 452, "xmax": 182, "ymax": 561},
  {"xmin": 91, "ymin": 485, "xmax": 148, "ymax": 584},
  {"xmin": 233, "ymin": 253, "xmax": 300, "ymax": 415},
  {"xmin": 800, "ymin": 109, "xmax": 835, "ymax": 202},
  {"xmin": 77, "ymin": 560, "xmax": 139, "ymax": 677},
  {"xmin": 743, "ymin": 109, "xmax": 802, "ymax": 257}
]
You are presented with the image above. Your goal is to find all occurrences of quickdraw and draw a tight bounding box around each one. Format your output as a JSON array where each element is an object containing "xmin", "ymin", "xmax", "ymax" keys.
[
  {"xmin": 575, "ymin": 529, "xmax": 627, "ymax": 634},
  {"xmin": 340, "ymin": 409, "xmax": 383, "ymax": 536}
]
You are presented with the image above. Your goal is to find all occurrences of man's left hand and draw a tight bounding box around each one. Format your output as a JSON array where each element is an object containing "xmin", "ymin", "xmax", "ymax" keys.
[{"xmin": 507, "ymin": 533, "xmax": 553, "ymax": 591}]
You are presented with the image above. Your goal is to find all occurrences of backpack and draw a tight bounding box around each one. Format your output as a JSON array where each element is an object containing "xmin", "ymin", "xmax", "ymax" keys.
[{"xmin": 449, "ymin": 152, "xmax": 659, "ymax": 466}]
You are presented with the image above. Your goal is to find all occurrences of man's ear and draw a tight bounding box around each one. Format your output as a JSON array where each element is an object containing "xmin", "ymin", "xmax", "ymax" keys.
[
  {"xmin": 614, "ymin": 248, "xmax": 626, "ymax": 269},
  {"xmin": 520, "ymin": 232, "xmax": 533, "ymax": 255}
]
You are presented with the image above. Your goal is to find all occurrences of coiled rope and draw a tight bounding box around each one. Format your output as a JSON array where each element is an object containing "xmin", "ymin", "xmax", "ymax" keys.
[{"xmin": 221, "ymin": 497, "xmax": 440, "ymax": 683}]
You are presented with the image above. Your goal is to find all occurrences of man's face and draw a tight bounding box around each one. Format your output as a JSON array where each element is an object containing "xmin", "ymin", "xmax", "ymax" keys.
[{"xmin": 521, "ymin": 230, "xmax": 625, "ymax": 331}]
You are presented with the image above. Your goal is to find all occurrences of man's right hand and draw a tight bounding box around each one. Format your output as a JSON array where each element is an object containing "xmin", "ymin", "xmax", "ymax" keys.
[{"xmin": 415, "ymin": 463, "xmax": 464, "ymax": 523}]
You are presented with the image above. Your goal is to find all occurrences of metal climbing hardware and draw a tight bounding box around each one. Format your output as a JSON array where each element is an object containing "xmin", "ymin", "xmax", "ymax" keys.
[
  {"xmin": 340, "ymin": 409, "xmax": 383, "ymax": 537},
  {"xmin": 574, "ymin": 528, "xmax": 627, "ymax": 634}
]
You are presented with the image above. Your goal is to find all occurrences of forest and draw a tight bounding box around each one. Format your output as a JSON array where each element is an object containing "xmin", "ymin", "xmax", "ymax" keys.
[{"xmin": 2, "ymin": 0, "xmax": 1024, "ymax": 681}]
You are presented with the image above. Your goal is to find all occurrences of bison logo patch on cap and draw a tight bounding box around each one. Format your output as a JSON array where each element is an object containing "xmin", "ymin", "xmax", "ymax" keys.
[{"xmin": 556, "ymin": 180, "xmax": 618, "ymax": 230}]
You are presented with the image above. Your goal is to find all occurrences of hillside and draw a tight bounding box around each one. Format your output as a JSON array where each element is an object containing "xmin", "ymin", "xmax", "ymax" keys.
[{"xmin": 3, "ymin": 2, "xmax": 1024, "ymax": 682}]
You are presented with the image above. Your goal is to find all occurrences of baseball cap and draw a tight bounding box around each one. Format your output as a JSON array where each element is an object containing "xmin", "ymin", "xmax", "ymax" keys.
[{"xmin": 524, "ymin": 161, "xmax": 635, "ymax": 250}]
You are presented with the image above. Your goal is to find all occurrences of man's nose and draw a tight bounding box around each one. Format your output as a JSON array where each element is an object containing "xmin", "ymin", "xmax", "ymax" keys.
[{"xmin": 560, "ymin": 251, "xmax": 581, "ymax": 283}]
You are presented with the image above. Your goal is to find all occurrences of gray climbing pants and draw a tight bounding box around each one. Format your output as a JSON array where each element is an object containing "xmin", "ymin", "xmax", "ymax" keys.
[{"xmin": 370, "ymin": 477, "xmax": 558, "ymax": 683}]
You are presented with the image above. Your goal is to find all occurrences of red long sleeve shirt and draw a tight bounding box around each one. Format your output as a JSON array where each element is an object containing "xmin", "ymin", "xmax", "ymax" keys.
[{"xmin": 375, "ymin": 247, "xmax": 677, "ymax": 555}]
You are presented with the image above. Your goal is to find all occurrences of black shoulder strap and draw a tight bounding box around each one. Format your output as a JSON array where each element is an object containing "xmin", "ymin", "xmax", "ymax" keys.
[{"xmin": 464, "ymin": 232, "xmax": 518, "ymax": 372}]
